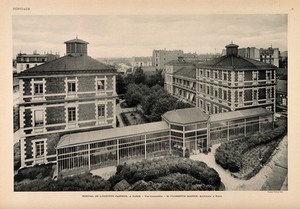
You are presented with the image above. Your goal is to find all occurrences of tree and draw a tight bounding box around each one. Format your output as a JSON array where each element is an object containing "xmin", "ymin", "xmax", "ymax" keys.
[
  {"xmin": 149, "ymin": 97, "xmax": 177, "ymax": 121},
  {"xmin": 124, "ymin": 84, "xmax": 143, "ymax": 107},
  {"xmin": 133, "ymin": 67, "xmax": 146, "ymax": 84},
  {"xmin": 124, "ymin": 73, "xmax": 135, "ymax": 86},
  {"xmin": 146, "ymin": 69, "xmax": 164, "ymax": 87},
  {"xmin": 116, "ymin": 73, "xmax": 126, "ymax": 95},
  {"xmin": 142, "ymin": 94, "xmax": 158, "ymax": 115}
]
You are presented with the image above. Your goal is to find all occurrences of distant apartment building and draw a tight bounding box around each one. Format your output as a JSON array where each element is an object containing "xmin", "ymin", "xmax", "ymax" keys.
[
  {"xmin": 165, "ymin": 57, "xmax": 196, "ymax": 106},
  {"xmin": 152, "ymin": 49, "xmax": 184, "ymax": 71},
  {"xmin": 238, "ymin": 47, "xmax": 260, "ymax": 61},
  {"xmin": 131, "ymin": 56, "xmax": 156, "ymax": 75},
  {"xmin": 131, "ymin": 57, "xmax": 152, "ymax": 68},
  {"xmin": 16, "ymin": 38, "xmax": 117, "ymax": 168},
  {"xmin": 16, "ymin": 52, "xmax": 59, "ymax": 73},
  {"xmin": 259, "ymin": 47, "xmax": 280, "ymax": 67}
]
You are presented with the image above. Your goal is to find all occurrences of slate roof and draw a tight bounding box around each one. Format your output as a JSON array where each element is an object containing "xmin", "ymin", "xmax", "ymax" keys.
[
  {"xmin": 18, "ymin": 54, "xmax": 116, "ymax": 76},
  {"xmin": 210, "ymin": 107, "xmax": 273, "ymax": 122},
  {"xmin": 64, "ymin": 38, "xmax": 89, "ymax": 44},
  {"xmin": 196, "ymin": 55, "xmax": 276, "ymax": 70},
  {"xmin": 174, "ymin": 66, "xmax": 196, "ymax": 79},
  {"xmin": 165, "ymin": 59, "xmax": 196, "ymax": 66},
  {"xmin": 162, "ymin": 108, "xmax": 209, "ymax": 125},
  {"xmin": 57, "ymin": 121, "xmax": 169, "ymax": 148},
  {"xmin": 226, "ymin": 43, "xmax": 239, "ymax": 48}
]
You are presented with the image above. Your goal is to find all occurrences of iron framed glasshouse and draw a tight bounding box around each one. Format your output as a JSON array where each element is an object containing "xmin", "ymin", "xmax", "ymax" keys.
[{"xmin": 56, "ymin": 107, "xmax": 274, "ymax": 176}]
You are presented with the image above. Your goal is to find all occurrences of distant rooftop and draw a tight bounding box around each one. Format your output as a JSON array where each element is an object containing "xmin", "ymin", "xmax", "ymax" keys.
[
  {"xmin": 174, "ymin": 66, "xmax": 196, "ymax": 79},
  {"xmin": 18, "ymin": 54, "xmax": 116, "ymax": 76},
  {"xmin": 133, "ymin": 57, "xmax": 152, "ymax": 62},
  {"xmin": 196, "ymin": 55, "xmax": 276, "ymax": 70},
  {"xmin": 165, "ymin": 57, "xmax": 196, "ymax": 66}
]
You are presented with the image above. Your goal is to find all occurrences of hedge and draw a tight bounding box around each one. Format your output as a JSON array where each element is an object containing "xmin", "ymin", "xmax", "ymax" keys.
[
  {"xmin": 15, "ymin": 172, "xmax": 111, "ymax": 191},
  {"xmin": 215, "ymin": 118, "xmax": 287, "ymax": 173},
  {"xmin": 120, "ymin": 112, "xmax": 130, "ymax": 126},
  {"xmin": 108, "ymin": 157, "xmax": 221, "ymax": 190}
]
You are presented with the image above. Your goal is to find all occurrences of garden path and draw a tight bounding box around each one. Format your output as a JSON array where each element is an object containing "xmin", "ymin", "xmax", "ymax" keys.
[
  {"xmin": 91, "ymin": 135, "xmax": 287, "ymax": 190},
  {"xmin": 116, "ymin": 100, "xmax": 137, "ymax": 127},
  {"xmin": 190, "ymin": 135, "xmax": 287, "ymax": 191}
]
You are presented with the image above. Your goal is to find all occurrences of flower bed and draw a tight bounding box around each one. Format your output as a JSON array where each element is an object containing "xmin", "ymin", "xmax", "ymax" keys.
[{"xmin": 120, "ymin": 111, "xmax": 147, "ymax": 126}]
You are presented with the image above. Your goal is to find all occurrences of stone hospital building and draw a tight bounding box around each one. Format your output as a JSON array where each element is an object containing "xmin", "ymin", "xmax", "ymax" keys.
[{"xmin": 16, "ymin": 39, "xmax": 275, "ymax": 175}]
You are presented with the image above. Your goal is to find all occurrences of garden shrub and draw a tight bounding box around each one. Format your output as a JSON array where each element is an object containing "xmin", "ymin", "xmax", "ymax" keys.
[
  {"xmin": 108, "ymin": 157, "xmax": 221, "ymax": 190},
  {"xmin": 15, "ymin": 172, "xmax": 111, "ymax": 191},
  {"xmin": 14, "ymin": 163, "xmax": 55, "ymax": 182},
  {"xmin": 215, "ymin": 118, "xmax": 287, "ymax": 174},
  {"xmin": 227, "ymin": 161, "xmax": 240, "ymax": 173}
]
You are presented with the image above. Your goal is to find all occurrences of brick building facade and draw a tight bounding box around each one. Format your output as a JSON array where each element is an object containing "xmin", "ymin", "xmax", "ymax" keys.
[
  {"xmin": 165, "ymin": 57, "xmax": 197, "ymax": 106},
  {"xmin": 17, "ymin": 38, "xmax": 117, "ymax": 167},
  {"xmin": 196, "ymin": 43, "xmax": 276, "ymax": 114},
  {"xmin": 164, "ymin": 43, "xmax": 277, "ymax": 114}
]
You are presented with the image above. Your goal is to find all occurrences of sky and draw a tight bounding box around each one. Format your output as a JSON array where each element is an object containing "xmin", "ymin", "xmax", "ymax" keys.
[{"xmin": 12, "ymin": 15, "xmax": 287, "ymax": 58}]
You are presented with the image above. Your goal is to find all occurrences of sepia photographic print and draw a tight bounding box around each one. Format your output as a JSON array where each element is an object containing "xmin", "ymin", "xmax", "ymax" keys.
[
  {"xmin": 1, "ymin": 0, "xmax": 299, "ymax": 209},
  {"xmin": 12, "ymin": 14, "xmax": 288, "ymax": 192}
]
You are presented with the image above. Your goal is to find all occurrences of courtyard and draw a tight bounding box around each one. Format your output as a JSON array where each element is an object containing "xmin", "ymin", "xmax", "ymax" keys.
[{"xmin": 90, "ymin": 134, "xmax": 288, "ymax": 190}]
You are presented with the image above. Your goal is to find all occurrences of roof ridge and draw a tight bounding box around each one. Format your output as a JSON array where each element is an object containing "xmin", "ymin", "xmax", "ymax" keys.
[
  {"xmin": 214, "ymin": 55, "xmax": 229, "ymax": 65},
  {"xmin": 238, "ymin": 56, "xmax": 259, "ymax": 68}
]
